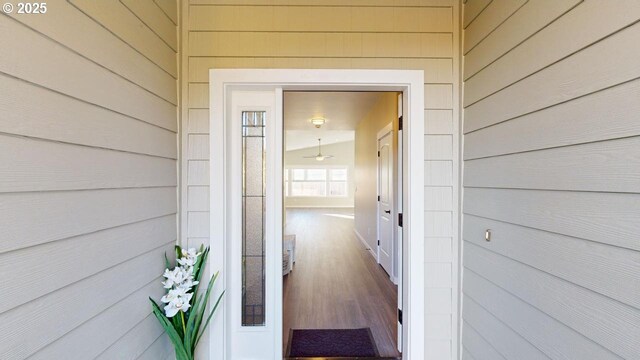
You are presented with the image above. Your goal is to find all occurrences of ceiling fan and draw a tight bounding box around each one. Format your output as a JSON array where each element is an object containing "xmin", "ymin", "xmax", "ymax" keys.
[{"xmin": 303, "ymin": 138, "xmax": 334, "ymax": 161}]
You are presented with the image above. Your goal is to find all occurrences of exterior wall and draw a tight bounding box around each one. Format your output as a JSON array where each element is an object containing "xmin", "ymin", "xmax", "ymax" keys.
[
  {"xmin": 180, "ymin": 1, "xmax": 462, "ymax": 358},
  {"xmin": 285, "ymin": 141, "xmax": 356, "ymax": 208},
  {"xmin": 0, "ymin": 1, "xmax": 178, "ymax": 359},
  {"xmin": 461, "ymin": 1, "xmax": 640, "ymax": 359}
]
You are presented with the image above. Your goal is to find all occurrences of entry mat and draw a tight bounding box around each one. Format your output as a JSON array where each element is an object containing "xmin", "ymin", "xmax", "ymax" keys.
[{"xmin": 286, "ymin": 328, "xmax": 380, "ymax": 358}]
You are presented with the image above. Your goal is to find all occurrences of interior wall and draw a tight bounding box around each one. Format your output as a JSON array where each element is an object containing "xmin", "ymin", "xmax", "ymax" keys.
[
  {"xmin": 285, "ymin": 140, "xmax": 356, "ymax": 208},
  {"xmin": 354, "ymin": 93, "xmax": 398, "ymax": 260},
  {"xmin": 461, "ymin": 1, "xmax": 640, "ymax": 359},
  {"xmin": 180, "ymin": 1, "xmax": 462, "ymax": 358},
  {"xmin": 0, "ymin": 1, "xmax": 178, "ymax": 359}
]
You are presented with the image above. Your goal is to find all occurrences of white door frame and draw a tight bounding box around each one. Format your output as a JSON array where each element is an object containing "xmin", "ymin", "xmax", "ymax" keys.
[{"xmin": 209, "ymin": 69, "xmax": 425, "ymax": 359}]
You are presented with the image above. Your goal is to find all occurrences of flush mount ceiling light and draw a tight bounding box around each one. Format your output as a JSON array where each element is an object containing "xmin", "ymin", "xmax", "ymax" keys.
[{"xmin": 310, "ymin": 117, "xmax": 325, "ymax": 128}]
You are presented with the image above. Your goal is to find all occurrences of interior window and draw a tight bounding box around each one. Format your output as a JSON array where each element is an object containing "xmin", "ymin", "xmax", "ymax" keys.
[{"xmin": 286, "ymin": 167, "xmax": 348, "ymax": 197}]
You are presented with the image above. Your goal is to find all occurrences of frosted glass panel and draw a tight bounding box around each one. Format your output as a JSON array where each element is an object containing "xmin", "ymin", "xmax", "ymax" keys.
[
  {"xmin": 244, "ymin": 196, "xmax": 263, "ymax": 256},
  {"xmin": 241, "ymin": 111, "xmax": 266, "ymax": 327},
  {"xmin": 244, "ymin": 137, "xmax": 264, "ymax": 196}
]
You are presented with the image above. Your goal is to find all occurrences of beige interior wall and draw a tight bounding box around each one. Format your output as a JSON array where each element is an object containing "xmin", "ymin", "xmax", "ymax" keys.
[
  {"xmin": 353, "ymin": 93, "xmax": 398, "ymax": 259},
  {"xmin": 461, "ymin": 1, "xmax": 640, "ymax": 359},
  {"xmin": 285, "ymin": 141, "xmax": 356, "ymax": 208},
  {"xmin": 180, "ymin": 1, "xmax": 462, "ymax": 357},
  {"xmin": 0, "ymin": 1, "xmax": 179, "ymax": 359}
]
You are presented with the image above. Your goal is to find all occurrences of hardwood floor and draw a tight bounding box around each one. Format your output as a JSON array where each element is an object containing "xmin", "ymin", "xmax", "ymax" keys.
[{"xmin": 283, "ymin": 208, "xmax": 401, "ymax": 358}]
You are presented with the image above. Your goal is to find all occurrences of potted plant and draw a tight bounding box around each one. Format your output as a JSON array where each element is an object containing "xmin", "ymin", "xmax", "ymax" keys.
[{"xmin": 150, "ymin": 245, "xmax": 224, "ymax": 360}]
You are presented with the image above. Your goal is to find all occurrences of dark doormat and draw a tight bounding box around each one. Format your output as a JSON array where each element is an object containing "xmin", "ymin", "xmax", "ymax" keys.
[{"xmin": 286, "ymin": 328, "xmax": 380, "ymax": 358}]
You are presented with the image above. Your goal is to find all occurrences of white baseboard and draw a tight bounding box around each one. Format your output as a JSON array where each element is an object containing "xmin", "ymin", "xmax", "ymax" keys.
[
  {"xmin": 285, "ymin": 205, "xmax": 355, "ymax": 209},
  {"xmin": 354, "ymin": 229, "xmax": 377, "ymax": 260}
]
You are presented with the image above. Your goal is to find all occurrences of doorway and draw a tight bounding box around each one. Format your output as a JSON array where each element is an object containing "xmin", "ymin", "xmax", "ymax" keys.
[
  {"xmin": 208, "ymin": 69, "xmax": 426, "ymax": 360},
  {"xmin": 282, "ymin": 91, "xmax": 401, "ymax": 358}
]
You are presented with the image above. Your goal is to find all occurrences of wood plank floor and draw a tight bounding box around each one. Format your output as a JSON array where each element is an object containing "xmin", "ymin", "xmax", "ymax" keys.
[{"xmin": 283, "ymin": 208, "xmax": 401, "ymax": 358}]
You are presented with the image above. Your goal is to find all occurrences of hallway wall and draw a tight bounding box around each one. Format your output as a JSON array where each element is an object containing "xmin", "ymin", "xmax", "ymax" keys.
[
  {"xmin": 180, "ymin": 1, "xmax": 462, "ymax": 358},
  {"xmin": 461, "ymin": 1, "xmax": 640, "ymax": 359},
  {"xmin": 0, "ymin": 1, "xmax": 179, "ymax": 359},
  {"xmin": 353, "ymin": 93, "xmax": 398, "ymax": 262}
]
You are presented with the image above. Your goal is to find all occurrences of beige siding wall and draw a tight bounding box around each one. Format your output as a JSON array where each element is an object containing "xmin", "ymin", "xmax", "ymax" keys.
[
  {"xmin": 181, "ymin": 1, "xmax": 462, "ymax": 358},
  {"xmin": 0, "ymin": 1, "xmax": 178, "ymax": 359},
  {"xmin": 461, "ymin": 1, "xmax": 640, "ymax": 359}
]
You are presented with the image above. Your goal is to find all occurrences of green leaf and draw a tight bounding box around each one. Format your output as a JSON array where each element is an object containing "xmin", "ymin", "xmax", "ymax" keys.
[
  {"xmin": 149, "ymin": 298, "xmax": 190, "ymax": 360},
  {"xmin": 190, "ymin": 248, "xmax": 210, "ymax": 304},
  {"xmin": 175, "ymin": 245, "xmax": 183, "ymax": 260},
  {"xmin": 185, "ymin": 291, "xmax": 208, "ymax": 353},
  {"xmin": 164, "ymin": 252, "xmax": 171, "ymax": 269},
  {"xmin": 190, "ymin": 271, "xmax": 218, "ymax": 348},
  {"xmin": 195, "ymin": 289, "xmax": 225, "ymax": 346},
  {"xmin": 193, "ymin": 247, "xmax": 209, "ymax": 283},
  {"xmin": 171, "ymin": 310, "xmax": 184, "ymax": 339},
  {"xmin": 183, "ymin": 302, "xmax": 196, "ymax": 351}
]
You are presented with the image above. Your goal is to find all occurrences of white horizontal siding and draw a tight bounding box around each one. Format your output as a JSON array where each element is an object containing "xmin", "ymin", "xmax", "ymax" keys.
[
  {"xmin": 462, "ymin": 1, "xmax": 640, "ymax": 359},
  {"xmin": 0, "ymin": 1, "xmax": 178, "ymax": 359}
]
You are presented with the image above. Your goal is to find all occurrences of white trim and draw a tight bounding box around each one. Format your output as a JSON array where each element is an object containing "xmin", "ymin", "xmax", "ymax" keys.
[
  {"xmin": 377, "ymin": 122, "xmax": 393, "ymax": 140},
  {"xmin": 209, "ymin": 69, "xmax": 425, "ymax": 360},
  {"xmin": 354, "ymin": 228, "xmax": 377, "ymax": 259},
  {"xmin": 396, "ymin": 93, "xmax": 404, "ymax": 351},
  {"xmin": 285, "ymin": 205, "xmax": 354, "ymax": 209}
]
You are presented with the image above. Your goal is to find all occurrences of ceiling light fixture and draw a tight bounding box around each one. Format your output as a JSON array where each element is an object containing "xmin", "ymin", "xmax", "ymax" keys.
[
  {"xmin": 310, "ymin": 117, "xmax": 325, "ymax": 128},
  {"xmin": 303, "ymin": 138, "xmax": 334, "ymax": 161}
]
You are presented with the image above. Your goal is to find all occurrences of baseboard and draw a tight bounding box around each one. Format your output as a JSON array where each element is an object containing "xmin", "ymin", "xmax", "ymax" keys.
[
  {"xmin": 285, "ymin": 205, "xmax": 355, "ymax": 209},
  {"xmin": 354, "ymin": 229, "xmax": 377, "ymax": 260}
]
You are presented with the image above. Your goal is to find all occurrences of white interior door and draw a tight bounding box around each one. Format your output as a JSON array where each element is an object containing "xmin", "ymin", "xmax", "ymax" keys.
[
  {"xmin": 377, "ymin": 127, "xmax": 393, "ymax": 276},
  {"xmin": 226, "ymin": 88, "xmax": 283, "ymax": 359}
]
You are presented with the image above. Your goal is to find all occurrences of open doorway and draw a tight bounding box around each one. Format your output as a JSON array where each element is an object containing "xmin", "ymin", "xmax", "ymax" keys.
[
  {"xmin": 282, "ymin": 91, "xmax": 402, "ymax": 358},
  {"xmin": 209, "ymin": 69, "xmax": 428, "ymax": 360}
]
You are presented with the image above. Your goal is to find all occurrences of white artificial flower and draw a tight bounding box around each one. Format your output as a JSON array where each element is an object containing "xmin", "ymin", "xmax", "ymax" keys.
[
  {"xmin": 159, "ymin": 248, "xmax": 203, "ymax": 317},
  {"xmin": 177, "ymin": 278, "xmax": 199, "ymax": 291},
  {"xmin": 177, "ymin": 256, "xmax": 197, "ymax": 268},
  {"xmin": 182, "ymin": 248, "xmax": 200, "ymax": 259},
  {"xmin": 161, "ymin": 287, "xmax": 189, "ymax": 304},
  {"xmin": 163, "ymin": 266, "xmax": 193, "ymax": 288},
  {"xmin": 164, "ymin": 292, "xmax": 193, "ymax": 317},
  {"xmin": 162, "ymin": 268, "xmax": 176, "ymax": 289}
]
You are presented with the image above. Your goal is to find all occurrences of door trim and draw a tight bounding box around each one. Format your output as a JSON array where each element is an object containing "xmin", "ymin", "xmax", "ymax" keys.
[{"xmin": 209, "ymin": 69, "xmax": 425, "ymax": 359}]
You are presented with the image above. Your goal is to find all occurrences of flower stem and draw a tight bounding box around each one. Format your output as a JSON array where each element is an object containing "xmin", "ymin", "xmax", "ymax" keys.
[{"xmin": 181, "ymin": 311, "xmax": 187, "ymax": 336}]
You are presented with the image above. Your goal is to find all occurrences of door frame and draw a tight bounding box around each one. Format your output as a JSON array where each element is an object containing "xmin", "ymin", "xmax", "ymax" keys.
[{"xmin": 209, "ymin": 69, "xmax": 425, "ymax": 359}]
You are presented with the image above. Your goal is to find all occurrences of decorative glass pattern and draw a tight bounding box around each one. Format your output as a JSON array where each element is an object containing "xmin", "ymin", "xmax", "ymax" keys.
[{"xmin": 241, "ymin": 111, "xmax": 266, "ymax": 326}]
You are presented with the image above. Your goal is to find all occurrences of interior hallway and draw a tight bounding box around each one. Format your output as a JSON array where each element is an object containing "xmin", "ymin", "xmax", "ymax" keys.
[{"xmin": 283, "ymin": 208, "xmax": 400, "ymax": 358}]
